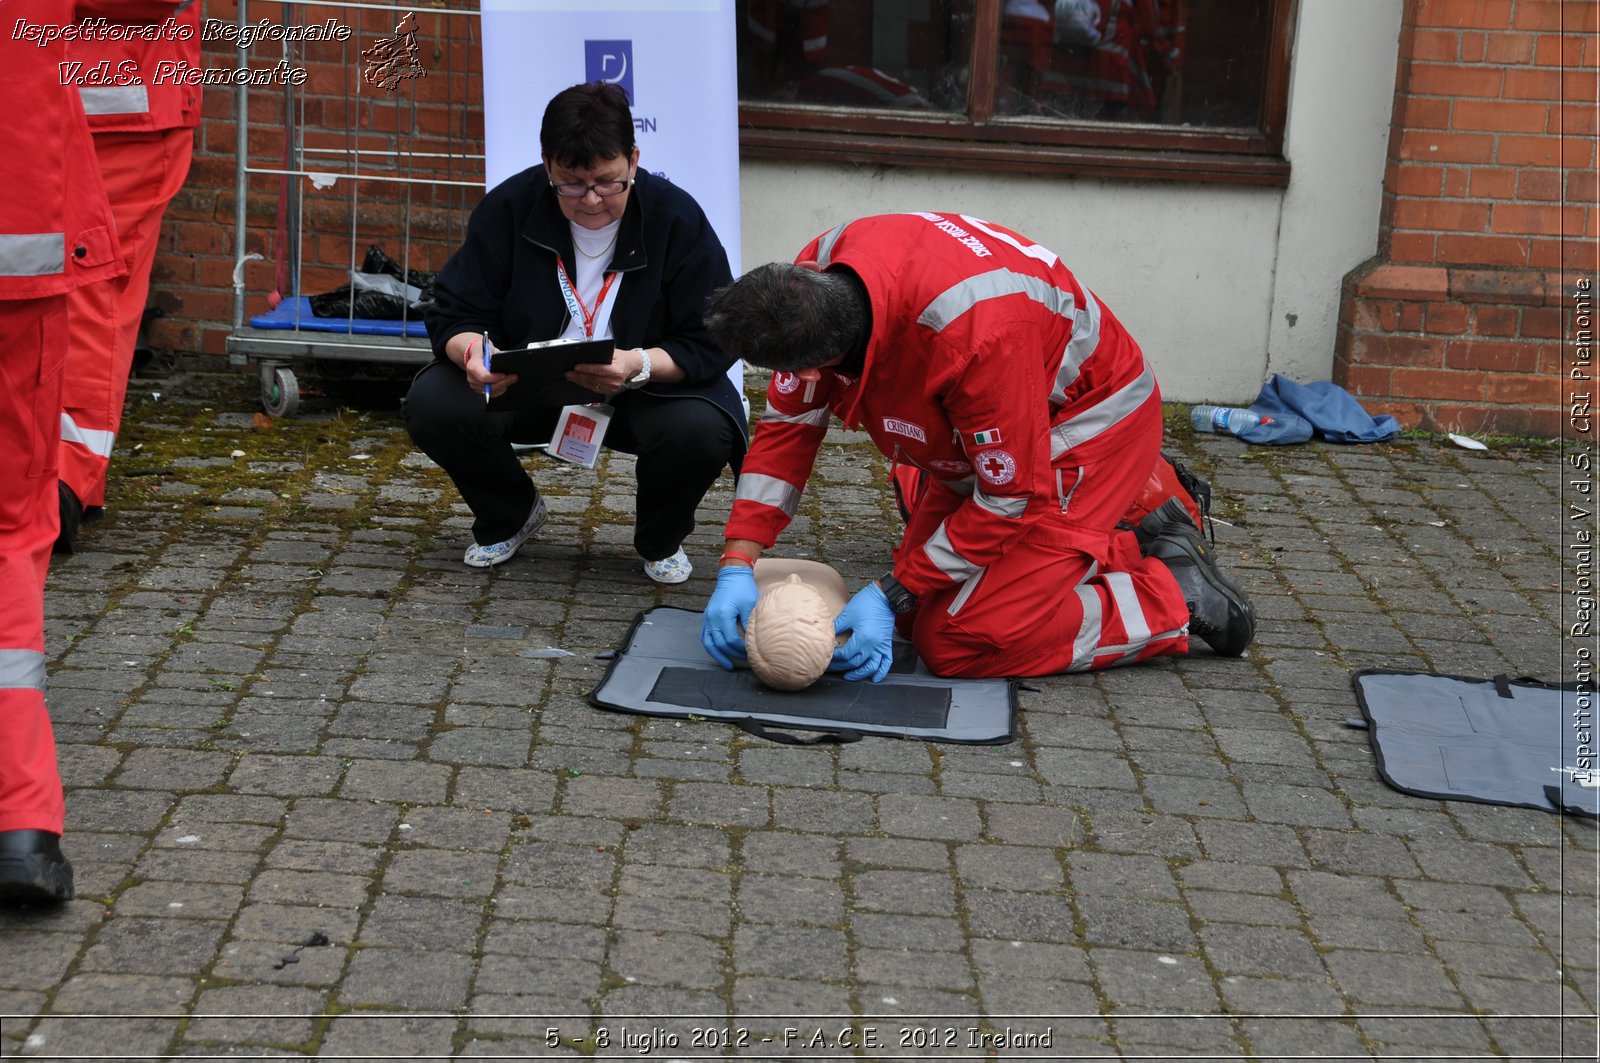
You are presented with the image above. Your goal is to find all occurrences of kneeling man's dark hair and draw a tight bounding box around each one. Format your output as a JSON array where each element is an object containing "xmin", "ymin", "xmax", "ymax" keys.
[{"xmin": 704, "ymin": 263, "xmax": 864, "ymax": 373}]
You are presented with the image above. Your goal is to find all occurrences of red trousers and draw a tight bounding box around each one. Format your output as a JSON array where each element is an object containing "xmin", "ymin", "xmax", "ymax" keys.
[
  {"xmin": 0, "ymin": 296, "xmax": 68, "ymax": 834},
  {"xmin": 59, "ymin": 127, "xmax": 194, "ymax": 508},
  {"xmin": 902, "ymin": 395, "xmax": 1191, "ymax": 679}
]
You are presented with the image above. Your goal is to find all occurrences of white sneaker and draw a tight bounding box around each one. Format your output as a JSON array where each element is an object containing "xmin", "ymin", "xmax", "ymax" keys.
[
  {"xmin": 642, "ymin": 547, "xmax": 692, "ymax": 584},
  {"xmin": 463, "ymin": 496, "xmax": 548, "ymax": 568}
]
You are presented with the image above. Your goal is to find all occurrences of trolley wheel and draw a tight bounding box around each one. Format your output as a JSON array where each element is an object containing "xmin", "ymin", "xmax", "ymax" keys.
[{"xmin": 260, "ymin": 364, "xmax": 300, "ymax": 417}]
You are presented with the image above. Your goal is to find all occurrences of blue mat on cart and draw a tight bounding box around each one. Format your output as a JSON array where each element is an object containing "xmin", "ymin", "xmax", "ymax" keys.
[{"xmin": 248, "ymin": 296, "xmax": 429, "ymax": 338}]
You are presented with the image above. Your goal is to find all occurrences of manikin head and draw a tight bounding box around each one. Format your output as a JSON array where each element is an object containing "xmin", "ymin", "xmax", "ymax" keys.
[{"xmin": 743, "ymin": 574, "xmax": 841, "ymax": 691}]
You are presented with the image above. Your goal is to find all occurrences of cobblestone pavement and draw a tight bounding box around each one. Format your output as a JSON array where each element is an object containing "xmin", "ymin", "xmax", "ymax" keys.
[{"xmin": 1, "ymin": 369, "xmax": 1596, "ymax": 1061}]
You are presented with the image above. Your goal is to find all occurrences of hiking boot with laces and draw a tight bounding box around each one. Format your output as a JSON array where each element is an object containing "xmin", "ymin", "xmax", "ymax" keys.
[
  {"xmin": 1132, "ymin": 496, "xmax": 1202, "ymax": 551},
  {"xmin": 1144, "ymin": 522, "xmax": 1255, "ymax": 657}
]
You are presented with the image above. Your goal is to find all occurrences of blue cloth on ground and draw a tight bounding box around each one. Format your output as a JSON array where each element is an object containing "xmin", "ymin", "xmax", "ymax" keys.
[{"xmin": 1248, "ymin": 374, "xmax": 1400, "ymax": 445}]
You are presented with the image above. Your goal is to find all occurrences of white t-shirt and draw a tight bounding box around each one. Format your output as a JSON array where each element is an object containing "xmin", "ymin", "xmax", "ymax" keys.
[{"xmin": 561, "ymin": 218, "xmax": 623, "ymax": 341}]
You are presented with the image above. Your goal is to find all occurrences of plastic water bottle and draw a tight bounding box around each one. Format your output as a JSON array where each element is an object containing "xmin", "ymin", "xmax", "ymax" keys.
[
  {"xmin": 1190, "ymin": 404, "xmax": 1306, "ymax": 445},
  {"xmin": 1190, "ymin": 405, "xmax": 1265, "ymax": 436}
]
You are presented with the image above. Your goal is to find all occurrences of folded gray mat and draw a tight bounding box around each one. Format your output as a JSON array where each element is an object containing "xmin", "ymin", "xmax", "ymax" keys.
[
  {"xmin": 1352, "ymin": 670, "xmax": 1599, "ymax": 818},
  {"xmin": 590, "ymin": 607, "xmax": 1016, "ymax": 744}
]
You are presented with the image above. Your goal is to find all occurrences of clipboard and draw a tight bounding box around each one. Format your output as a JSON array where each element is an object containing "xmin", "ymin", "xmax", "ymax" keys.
[{"xmin": 484, "ymin": 336, "xmax": 613, "ymax": 411}]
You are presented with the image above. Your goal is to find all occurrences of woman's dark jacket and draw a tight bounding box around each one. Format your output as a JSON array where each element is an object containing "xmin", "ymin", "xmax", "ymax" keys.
[{"xmin": 426, "ymin": 165, "xmax": 747, "ymax": 446}]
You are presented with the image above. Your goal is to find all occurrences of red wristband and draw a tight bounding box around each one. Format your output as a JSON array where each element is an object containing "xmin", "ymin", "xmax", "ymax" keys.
[{"xmin": 719, "ymin": 549, "xmax": 758, "ymax": 568}]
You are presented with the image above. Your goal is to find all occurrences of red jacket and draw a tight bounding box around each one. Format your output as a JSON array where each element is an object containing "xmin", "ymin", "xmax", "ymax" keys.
[
  {"xmin": 68, "ymin": 0, "xmax": 201, "ymax": 132},
  {"xmin": 0, "ymin": 0, "xmax": 123, "ymax": 300},
  {"xmin": 725, "ymin": 212, "xmax": 1157, "ymax": 598}
]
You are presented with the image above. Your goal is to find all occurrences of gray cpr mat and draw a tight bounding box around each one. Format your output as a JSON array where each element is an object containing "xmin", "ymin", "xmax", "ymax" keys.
[
  {"xmin": 1352, "ymin": 670, "xmax": 1599, "ymax": 818},
  {"xmin": 590, "ymin": 607, "xmax": 1017, "ymax": 744}
]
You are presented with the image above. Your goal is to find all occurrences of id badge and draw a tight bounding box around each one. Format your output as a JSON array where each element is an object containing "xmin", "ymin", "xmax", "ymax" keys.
[{"xmin": 551, "ymin": 403, "xmax": 612, "ymax": 467}]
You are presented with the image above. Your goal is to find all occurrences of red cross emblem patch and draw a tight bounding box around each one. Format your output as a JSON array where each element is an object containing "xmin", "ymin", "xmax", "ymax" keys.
[{"xmin": 976, "ymin": 449, "xmax": 1016, "ymax": 486}]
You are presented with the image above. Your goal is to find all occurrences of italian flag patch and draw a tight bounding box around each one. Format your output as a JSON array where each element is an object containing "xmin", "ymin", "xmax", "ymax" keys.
[{"xmin": 972, "ymin": 428, "xmax": 1003, "ymax": 445}]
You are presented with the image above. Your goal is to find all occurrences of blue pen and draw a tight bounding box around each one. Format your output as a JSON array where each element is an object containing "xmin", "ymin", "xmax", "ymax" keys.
[{"xmin": 481, "ymin": 333, "xmax": 492, "ymax": 404}]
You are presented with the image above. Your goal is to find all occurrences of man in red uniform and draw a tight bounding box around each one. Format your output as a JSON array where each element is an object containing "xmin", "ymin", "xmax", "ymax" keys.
[
  {"xmin": 1039, "ymin": 0, "xmax": 1186, "ymax": 121},
  {"xmin": 56, "ymin": 0, "xmax": 201, "ymax": 551},
  {"xmin": 700, "ymin": 212, "xmax": 1252, "ymax": 681},
  {"xmin": 1, "ymin": 0, "xmax": 126, "ymax": 903}
]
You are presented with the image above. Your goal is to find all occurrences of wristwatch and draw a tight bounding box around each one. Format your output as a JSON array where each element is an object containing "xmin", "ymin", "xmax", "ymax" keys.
[
  {"xmin": 877, "ymin": 572, "xmax": 918, "ymax": 614},
  {"xmin": 626, "ymin": 347, "xmax": 652, "ymax": 389}
]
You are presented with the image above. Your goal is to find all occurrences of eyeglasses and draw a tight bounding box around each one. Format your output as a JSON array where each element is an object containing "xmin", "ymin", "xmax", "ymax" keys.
[{"xmin": 551, "ymin": 176, "xmax": 634, "ymax": 199}]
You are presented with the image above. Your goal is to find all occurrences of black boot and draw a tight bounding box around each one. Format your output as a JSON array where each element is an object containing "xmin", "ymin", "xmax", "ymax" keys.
[
  {"xmin": 54, "ymin": 482, "xmax": 82, "ymax": 556},
  {"xmin": 1145, "ymin": 523, "xmax": 1255, "ymax": 657},
  {"xmin": 0, "ymin": 830, "xmax": 75, "ymax": 905},
  {"xmin": 1132, "ymin": 496, "xmax": 1201, "ymax": 551}
]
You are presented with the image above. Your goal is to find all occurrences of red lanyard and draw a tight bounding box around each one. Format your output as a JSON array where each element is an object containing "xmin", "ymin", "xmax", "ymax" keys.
[{"xmin": 555, "ymin": 259, "xmax": 620, "ymax": 338}]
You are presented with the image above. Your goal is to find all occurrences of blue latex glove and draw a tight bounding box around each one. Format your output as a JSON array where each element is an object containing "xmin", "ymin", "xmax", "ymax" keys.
[
  {"xmin": 701, "ymin": 565, "xmax": 759, "ymax": 669},
  {"xmin": 830, "ymin": 581, "xmax": 896, "ymax": 683}
]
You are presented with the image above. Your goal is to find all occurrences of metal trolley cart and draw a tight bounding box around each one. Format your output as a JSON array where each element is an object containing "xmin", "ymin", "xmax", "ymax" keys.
[{"xmin": 222, "ymin": 0, "xmax": 483, "ymax": 415}]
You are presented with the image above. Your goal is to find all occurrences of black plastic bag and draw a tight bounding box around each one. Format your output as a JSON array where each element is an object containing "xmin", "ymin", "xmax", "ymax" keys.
[
  {"xmin": 308, "ymin": 245, "xmax": 436, "ymax": 320},
  {"xmin": 360, "ymin": 244, "xmax": 436, "ymax": 297}
]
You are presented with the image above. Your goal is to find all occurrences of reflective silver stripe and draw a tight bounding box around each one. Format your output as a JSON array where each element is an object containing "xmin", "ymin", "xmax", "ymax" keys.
[
  {"xmin": 946, "ymin": 566, "xmax": 986, "ymax": 617},
  {"xmin": 0, "ymin": 649, "xmax": 47, "ymax": 692},
  {"xmin": 1073, "ymin": 566, "xmax": 1187, "ymax": 669},
  {"xmin": 974, "ymin": 489, "xmax": 1027, "ymax": 519},
  {"xmin": 745, "ymin": 17, "xmax": 776, "ymax": 45},
  {"xmin": 814, "ymin": 222, "xmax": 850, "ymax": 267},
  {"xmin": 735, "ymin": 473, "xmax": 802, "ymax": 517},
  {"xmin": 1105, "ymin": 571, "xmax": 1151, "ymax": 650},
  {"xmin": 1093, "ymin": 625, "xmax": 1188, "ymax": 665},
  {"xmin": 1093, "ymin": 633, "xmax": 1184, "ymax": 664},
  {"xmin": 1049, "ymin": 361, "xmax": 1156, "ymax": 459},
  {"xmin": 759, "ymin": 405, "xmax": 830, "ymax": 427},
  {"xmin": 818, "ymin": 67, "xmax": 913, "ymax": 106},
  {"xmin": 0, "ymin": 233, "xmax": 65, "ymax": 277},
  {"xmin": 1136, "ymin": 624, "xmax": 1188, "ymax": 654},
  {"xmin": 60, "ymin": 412, "xmax": 116, "ymax": 458},
  {"xmin": 917, "ymin": 269, "xmax": 1076, "ymax": 334},
  {"xmin": 1051, "ymin": 288, "xmax": 1102, "ymax": 405},
  {"xmin": 80, "ymin": 85, "xmax": 151, "ymax": 116},
  {"xmin": 1070, "ymin": 575, "xmax": 1103, "ymax": 670},
  {"xmin": 924, "ymin": 520, "xmax": 981, "ymax": 583}
]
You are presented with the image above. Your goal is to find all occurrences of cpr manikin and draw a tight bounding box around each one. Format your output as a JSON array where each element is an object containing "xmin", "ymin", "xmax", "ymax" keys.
[{"xmin": 744, "ymin": 559, "xmax": 849, "ymax": 691}]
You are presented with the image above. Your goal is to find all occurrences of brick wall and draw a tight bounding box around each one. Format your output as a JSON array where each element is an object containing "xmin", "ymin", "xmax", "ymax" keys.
[
  {"xmin": 147, "ymin": 0, "xmax": 486, "ymax": 358},
  {"xmin": 1334, "ymin": 0, "xmax": 1598, "ymax": 438}
]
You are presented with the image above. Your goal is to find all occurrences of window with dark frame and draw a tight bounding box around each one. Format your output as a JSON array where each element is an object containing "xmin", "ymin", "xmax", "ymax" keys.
[{"xmin": 735, "ymin": 0, "xmax": 1297, "ymax": 186}]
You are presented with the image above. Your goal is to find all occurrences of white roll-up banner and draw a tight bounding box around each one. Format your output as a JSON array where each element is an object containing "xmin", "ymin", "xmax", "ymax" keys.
[
  {"xmin": 480, "ymin": 0, "xmax": 742, "ymax": 393},
  {"xmin": 479, "ymin": 0, "xmax": 742, "ymax": 278}
]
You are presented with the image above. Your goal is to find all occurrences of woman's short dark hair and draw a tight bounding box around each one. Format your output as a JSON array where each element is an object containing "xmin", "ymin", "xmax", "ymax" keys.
[
  {"xmin": 540, "ymin": 82, "xmax": 635, "ymax": 169},
  {"xmin": 705, "ymin": 263, "xmax": 865, "ymax": 372}
]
